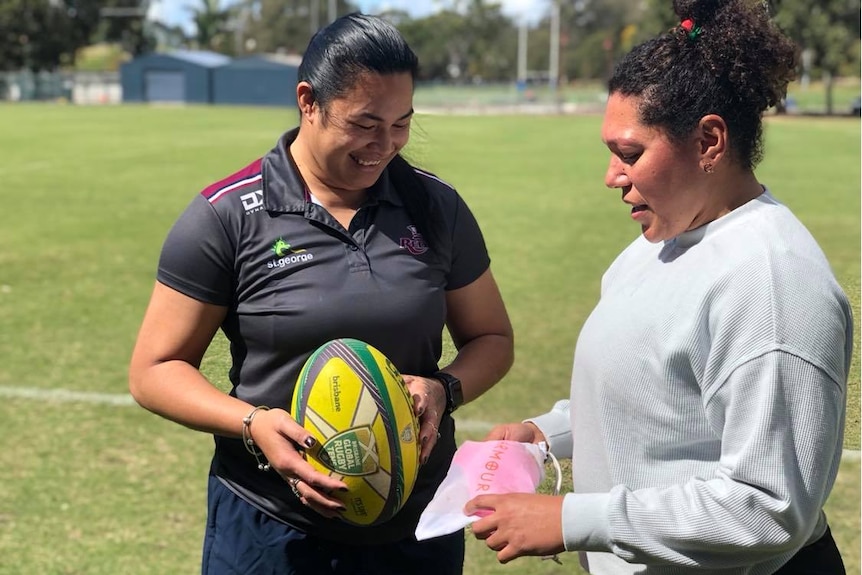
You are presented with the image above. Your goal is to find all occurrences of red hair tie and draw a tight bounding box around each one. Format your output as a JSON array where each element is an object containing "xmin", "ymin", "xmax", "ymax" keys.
[{"xmin": 680, "ymin": 18, "xmax": 702, "ymax": 40}]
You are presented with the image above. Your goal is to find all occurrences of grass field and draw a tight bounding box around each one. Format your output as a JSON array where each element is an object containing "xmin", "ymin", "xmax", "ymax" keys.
[
  {"xmin": 412, "ymin": 78, "xmax": 862, "ymax": 116},
  {"xmin": 0, "ymin": 103, "xmax": 858, "ymax": 574}
]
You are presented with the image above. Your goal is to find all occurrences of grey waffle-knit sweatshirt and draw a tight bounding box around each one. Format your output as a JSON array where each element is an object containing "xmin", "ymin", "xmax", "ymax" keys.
[{"xmin": 530, "ymin": 191, "xmax": 852, "ymax": 574}]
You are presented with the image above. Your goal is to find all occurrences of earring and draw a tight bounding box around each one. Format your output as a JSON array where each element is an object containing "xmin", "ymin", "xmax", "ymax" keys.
[{"xmin": 703, "ymin": 162, "xmax": 714, "ymax": 174}]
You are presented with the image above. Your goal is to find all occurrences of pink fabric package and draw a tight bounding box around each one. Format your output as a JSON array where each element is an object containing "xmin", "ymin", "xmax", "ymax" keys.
[{"xmin": 414, "ymin": 440, "xmax": 545, "ymax": 541}]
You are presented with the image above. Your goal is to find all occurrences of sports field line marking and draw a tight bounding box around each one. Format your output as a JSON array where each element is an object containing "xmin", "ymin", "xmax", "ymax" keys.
[
  {"xmin": 0, "ymin": 385, "xmax": 137, "ymax": 406},
  {"xmin": 1, "ymin": 385, "xmax": 859, "ymax": 461}
]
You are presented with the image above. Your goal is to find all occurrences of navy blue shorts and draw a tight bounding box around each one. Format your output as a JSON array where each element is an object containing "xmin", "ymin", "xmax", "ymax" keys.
[
  {"xmin": 201, "ymin": 474, "xmax": 465, "ymax": 575},
  {"xmin": 773, "ymin": 526, "xmax": 845, "ymax": 574}
]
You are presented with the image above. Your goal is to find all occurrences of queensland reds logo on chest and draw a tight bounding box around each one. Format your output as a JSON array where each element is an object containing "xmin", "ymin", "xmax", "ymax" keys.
[{"xmin": 399, "ymin": 225, "xmax": 428, "ymax": 255}]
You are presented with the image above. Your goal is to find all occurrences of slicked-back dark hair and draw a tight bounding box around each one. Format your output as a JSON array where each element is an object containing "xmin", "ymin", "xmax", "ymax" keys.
[
  {"xmin": 298, "ymin": 12, "xmax": 418, "ymax": 111},
  {"xmin": 296, "ymin": 14, "xmax": 441, "ymax": 257},
  {"xmin": 608, "ymin": 0, "xmax": 798, "ymax": 170}
]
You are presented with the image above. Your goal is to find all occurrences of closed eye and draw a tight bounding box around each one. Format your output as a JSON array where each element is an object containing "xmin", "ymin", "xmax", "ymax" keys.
[{"xmin": 352, "ymin": 122, "xmax": 410, "ymax": 131}]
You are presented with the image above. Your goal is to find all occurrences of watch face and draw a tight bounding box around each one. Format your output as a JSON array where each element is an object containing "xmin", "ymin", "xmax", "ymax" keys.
[
  {"xmin": 449, "ymin": 378, "xmax": 463, "ymax": 407},
  {"xmin": 442, "ymin": 373, "xmax": 464, "ymax": 411},
  {"xmin": 436, "ymin": 371, "xmax": 463, "ymax": 411},
  {"xmin": 452, "ymin": 379, "xmax": 464, "ymax": 409}
]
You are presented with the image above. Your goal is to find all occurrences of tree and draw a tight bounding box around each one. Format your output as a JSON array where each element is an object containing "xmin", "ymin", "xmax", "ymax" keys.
[
  {"xmin": 187, "ymin": 0, "xmax": 232, "ymax": 52},
  {"xmin": 773, "ymin": 0, "xmax": 861, "ymax": 114},
  {"xmin": 541, "ymin": 0, "xmax": 645, "ymax": 81},
  {"xmin": 636, "ymin": 0, "xmax": 676, "ymax": 43},
  {"xmin": 0, "ymin": 0, "xmax": 66, "ymax": 70},
  {"xmin": 459, "ymin": 0, "xmax": 518, "ymax": 81},
  {"xmin": 0, "ymin": 0, "xmax": 154, "ymax": 71},
  {"xmin": 397, "ymin": 0, "xmax": 517, "ymax": 83},
  {"xmin": 99, "ymin": 1, "xmax": 156, "ymax": 56},
  {"xmin": 398, "ymin": 10, "xmax": 466, "ymax": 81},
  {"xmin": 237, "ymin": 0, "xmax": 358, "ymax": 56}
]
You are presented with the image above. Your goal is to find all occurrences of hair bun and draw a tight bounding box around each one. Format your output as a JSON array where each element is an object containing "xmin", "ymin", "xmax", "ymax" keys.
[{"xmin": 673, "ymin": 0, "xmax": 726, "ymax": 26}]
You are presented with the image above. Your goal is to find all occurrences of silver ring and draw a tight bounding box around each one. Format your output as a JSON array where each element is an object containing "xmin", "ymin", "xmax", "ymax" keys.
[{"xmin": 289, "ymin": 477, "xmax": 301, "ymax": 498}]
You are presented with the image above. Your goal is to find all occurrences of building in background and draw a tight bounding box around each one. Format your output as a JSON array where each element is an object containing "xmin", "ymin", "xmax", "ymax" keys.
[
  {"xmin": 120, "ymin": 50, "xmax": 229, "ymax": 104},
  {"xmin": 120, "ymin": 50, "xmax": 300, "ymax": 107},
  {"xmin": 212, "ymin": 53, "xmax": 301, "ymax": 107}
]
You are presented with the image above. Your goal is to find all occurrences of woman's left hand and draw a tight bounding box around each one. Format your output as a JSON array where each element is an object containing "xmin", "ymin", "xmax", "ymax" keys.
[
  {"xmin": 466, "ymin": 493, "xmax": 566, "ymax": 563},
  {"xmin": 403, "ymin": 374, "xmax": 447, "ymax": 465}
]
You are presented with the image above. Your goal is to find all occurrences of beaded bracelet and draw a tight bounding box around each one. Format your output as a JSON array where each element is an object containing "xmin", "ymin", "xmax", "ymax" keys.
[{"xmin": 242, "ymin": 405, "xmax": 271, "ymax": 471}]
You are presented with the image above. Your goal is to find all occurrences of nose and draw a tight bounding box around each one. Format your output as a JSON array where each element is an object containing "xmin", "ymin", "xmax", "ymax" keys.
[
  {"xmin": 378, "ymin": 129, "xmax": 393, "ymax": 151},
  {"xmin": 372, "ymin": 127, "xmax": 403, "ymax": 153},
  {"xmin": 604, "ymin": 156, "xmax": 629, "ymax": 189}
]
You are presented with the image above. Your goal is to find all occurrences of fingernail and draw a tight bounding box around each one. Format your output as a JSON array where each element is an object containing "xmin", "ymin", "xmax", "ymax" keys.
[{"xmin": 304, "ymin": 437, "xmax": 316, "ymax": 448}]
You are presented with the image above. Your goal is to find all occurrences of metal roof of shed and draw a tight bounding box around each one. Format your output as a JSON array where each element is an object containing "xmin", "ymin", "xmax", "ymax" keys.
[
  {"xmin": 166, "ymin": 49, "xmax": 232, "ymax": 68},
  {"xmin": 224, "ymin": 53, "xmax": 303, "ymax": 69}
]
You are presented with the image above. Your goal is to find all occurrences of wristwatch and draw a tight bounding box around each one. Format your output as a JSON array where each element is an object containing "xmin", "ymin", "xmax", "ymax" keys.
[{"xmin": 432, "ymin": 371, "xmax": 463, "ymax": 413}]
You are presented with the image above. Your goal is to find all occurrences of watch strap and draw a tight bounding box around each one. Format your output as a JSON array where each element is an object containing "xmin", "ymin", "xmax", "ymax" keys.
[{"xmin": 432, "ymin": 370, "xmax": 463, "ymax": 413}]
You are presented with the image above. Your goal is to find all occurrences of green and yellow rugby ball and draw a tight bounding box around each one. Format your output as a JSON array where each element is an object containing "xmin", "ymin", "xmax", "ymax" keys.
[{"xmin": 292, "ymin": 338, "xmax": 420, "ymax": 526}]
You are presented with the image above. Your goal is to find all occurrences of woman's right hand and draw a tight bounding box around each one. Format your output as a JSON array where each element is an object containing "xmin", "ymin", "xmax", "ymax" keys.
[
  {"xmin": 248, "ymin": 407, "xmax": 349, "ymax": 518},
  {"xmin": 484, "ymin": 421, "xmax": 546, "ymax": 444}
]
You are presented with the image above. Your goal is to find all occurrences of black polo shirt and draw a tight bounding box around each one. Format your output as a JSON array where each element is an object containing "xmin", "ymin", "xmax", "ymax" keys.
[{"xmin": 157, "ymin": 129, "xmax": 490, "ymax": 543}]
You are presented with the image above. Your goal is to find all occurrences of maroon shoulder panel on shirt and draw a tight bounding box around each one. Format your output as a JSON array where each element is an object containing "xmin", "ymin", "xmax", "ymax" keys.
[{"xmin": 200, "ymin": 158, "xmax": 264, "ymax": 204}]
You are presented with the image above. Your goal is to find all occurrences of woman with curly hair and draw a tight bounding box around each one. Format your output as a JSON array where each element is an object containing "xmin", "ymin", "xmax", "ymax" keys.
[{"xmin": 467, "ymin": 0, "xmax": 851, "ymax": 573}]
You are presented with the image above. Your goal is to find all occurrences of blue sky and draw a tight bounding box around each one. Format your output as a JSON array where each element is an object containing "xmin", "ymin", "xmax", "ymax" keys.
[{"xmin": 150, "ymin": 0, "xmax": 547, "ymax": 33}]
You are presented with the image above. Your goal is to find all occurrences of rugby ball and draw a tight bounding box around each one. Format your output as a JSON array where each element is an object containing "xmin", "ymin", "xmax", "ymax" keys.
[{"xmin": 291, "ymin": 338, "xmax": 420, "ymax": 526}]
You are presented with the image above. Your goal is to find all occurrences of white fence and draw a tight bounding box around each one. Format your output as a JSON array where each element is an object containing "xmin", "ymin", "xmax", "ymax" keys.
[{"xmin": 0, "ymin": 71, "xmax": 121, "ymax": 104}]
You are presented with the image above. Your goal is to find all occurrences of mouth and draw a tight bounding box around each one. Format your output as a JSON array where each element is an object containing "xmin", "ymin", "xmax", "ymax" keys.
[
  {"xmin": 350, "ymin": 154, "xmax": 383, "ymax": 167},
  {"xmin": 623, "ymin": 190, "xmax": 649, "ymax": 216}
]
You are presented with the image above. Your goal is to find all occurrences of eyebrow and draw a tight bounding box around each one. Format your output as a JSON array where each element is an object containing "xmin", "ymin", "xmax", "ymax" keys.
[{"xmin": 357, "ymin": 109, "xmax": 415, "ymax": 122}]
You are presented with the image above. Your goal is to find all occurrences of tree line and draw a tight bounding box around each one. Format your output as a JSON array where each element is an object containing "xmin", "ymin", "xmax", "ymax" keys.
[{"xmin": 1, "ymin": 0, "xmax": 858, "ymax": 93}]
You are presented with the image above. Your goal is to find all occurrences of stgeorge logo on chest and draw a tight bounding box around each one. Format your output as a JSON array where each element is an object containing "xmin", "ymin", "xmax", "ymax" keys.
[{"xmin": 265, "ymin": 236, "xmax": 315, "ymax": 269}]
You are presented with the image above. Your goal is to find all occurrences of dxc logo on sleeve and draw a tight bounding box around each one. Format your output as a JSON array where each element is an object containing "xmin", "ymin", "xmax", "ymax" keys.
[{"xmin": 240, "ymin": 190, "xmax": 264, "ymax": 215}]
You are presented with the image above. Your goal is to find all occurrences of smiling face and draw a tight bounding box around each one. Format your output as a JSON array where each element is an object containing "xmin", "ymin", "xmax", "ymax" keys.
[
  {"xmin": 601, "ymin": 93, "xmax": 710, "ymax": 243},
  {"xmin": 297, "ymin": 71, "xmax": 414, "ymax": 194}
]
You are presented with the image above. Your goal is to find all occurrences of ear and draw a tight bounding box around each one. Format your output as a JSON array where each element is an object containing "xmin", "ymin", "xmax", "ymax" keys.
[
  {"xmin": 696, "ymin": 114, "xmax": 727, "ymax": 171},
  {"xmin": 296, "ymin": 81, "xmax": 317, "ymax": 124}
]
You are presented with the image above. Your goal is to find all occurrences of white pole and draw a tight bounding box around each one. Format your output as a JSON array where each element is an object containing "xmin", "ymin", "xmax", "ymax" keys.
[
  {"xmin": 549, "ymin": 0, "xmax": 560, "ymax": 91},
  {"xmin": 329, "ymin": 0, "xmax": 337, "ymax": 23},
  {"xmin": 517, "ymin": 18, "xmax": 528, "ymax": 102},
  {"xmin": 517, "ymin": 20, "xmax": 527, "ymax": 84}
]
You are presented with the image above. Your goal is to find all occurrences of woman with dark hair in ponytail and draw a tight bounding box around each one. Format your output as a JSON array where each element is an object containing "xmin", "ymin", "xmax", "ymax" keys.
[
  {"xmin": 129, "ymin": 12, "xmax": 513, "ymax": 575},
  {"xmin": 467, "ymin": 1, "xmax": 850, "ymax": 573}
]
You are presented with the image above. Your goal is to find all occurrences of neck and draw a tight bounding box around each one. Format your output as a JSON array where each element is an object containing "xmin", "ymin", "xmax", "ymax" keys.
[
  {"xmin": 687, "ymin": 169, "xmax": 763, "ymax": 233},
  {"xmin": 717, "ymin": 170, "xmax": 764, "ymax": 215},
  {"xmin": 288, "ymin": 137, "xmax": 367, "ymax": 211}
]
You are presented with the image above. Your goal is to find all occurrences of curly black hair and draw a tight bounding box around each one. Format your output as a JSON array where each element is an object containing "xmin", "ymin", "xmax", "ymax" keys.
[{"xmin": 608, "ymin": 0, "xmax": 798, "ymax": 170}]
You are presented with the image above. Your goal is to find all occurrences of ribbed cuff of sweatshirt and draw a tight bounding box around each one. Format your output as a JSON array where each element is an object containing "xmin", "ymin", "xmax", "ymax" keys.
[
  {"xmin": 524, "ymin": 399, "xmax": 573, "ymax": 459},
  {"xmin": 562, "ymin": 492, "xmax": 612, "ymax": 552}
]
